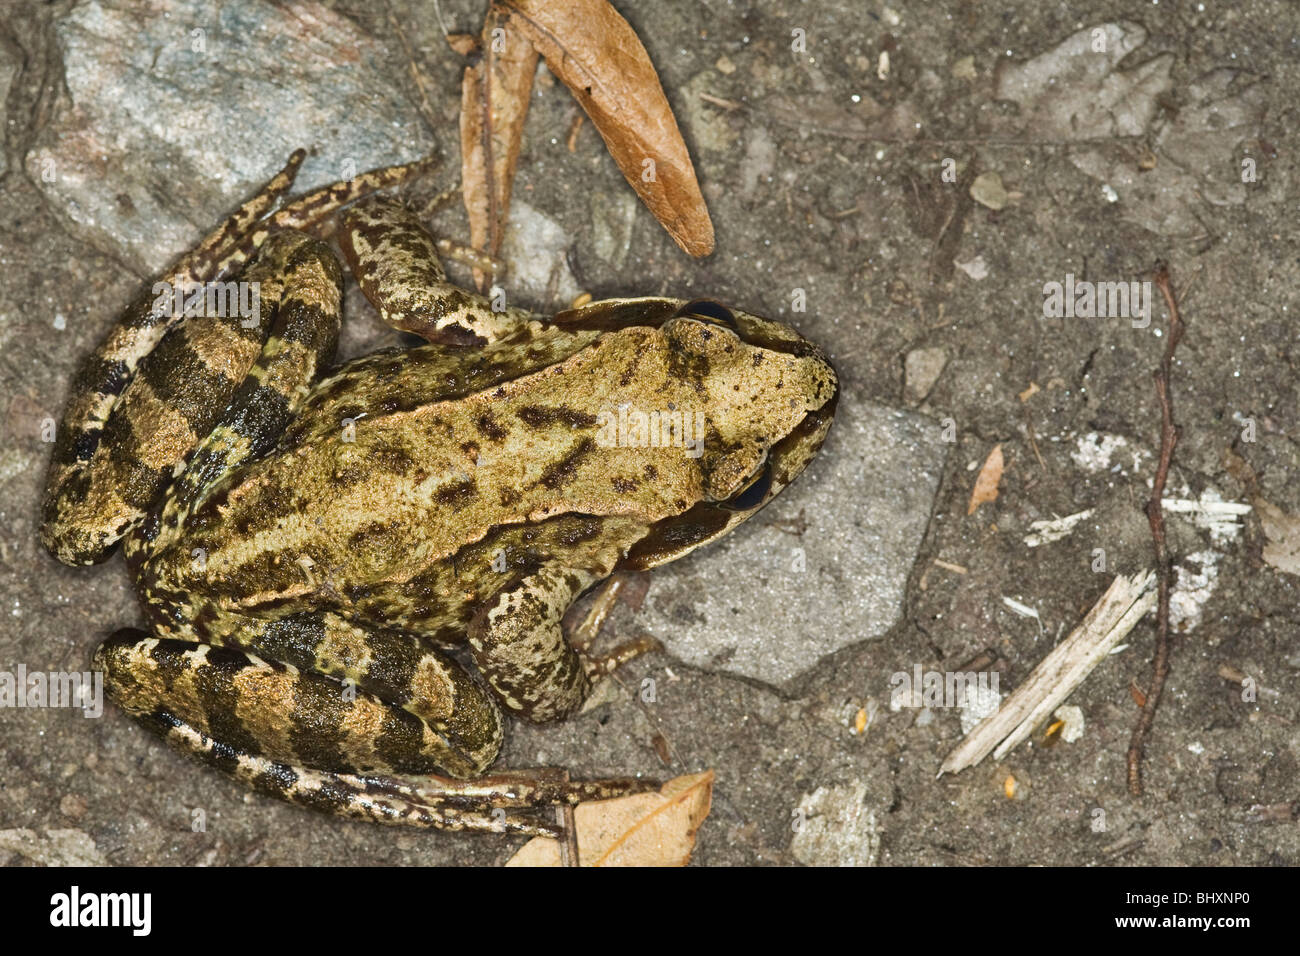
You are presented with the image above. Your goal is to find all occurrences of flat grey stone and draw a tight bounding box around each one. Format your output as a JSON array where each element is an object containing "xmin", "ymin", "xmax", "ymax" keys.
[
  {"xmin": 904, "ymin": 346, "xmax": 948, "ymax": 404},
  {"xmin": 28, "ymin": 0, "xmax": 435, "ymax": 274},
  {"xmin": 636, "ymin": 391, "xmax": 947, "ymax": 686},
  {"xmin": 790, "ymin": 781, "xmax": 880, "ymax": 867}
]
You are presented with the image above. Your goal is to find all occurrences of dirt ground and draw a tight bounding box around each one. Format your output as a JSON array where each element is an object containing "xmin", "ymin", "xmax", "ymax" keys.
[{"xmin": 1, "ymin": 0, "xmax": 1297, "ymax": 866}]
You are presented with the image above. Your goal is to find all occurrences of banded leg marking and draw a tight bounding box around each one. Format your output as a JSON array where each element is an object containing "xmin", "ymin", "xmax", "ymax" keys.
[
  {"xmin": 96, "ymin": 631, "xmax": 497, "ymax": 780},
  {"xmin": 339, "ymin": 195, "xmax": 535, "ymax": 346}
]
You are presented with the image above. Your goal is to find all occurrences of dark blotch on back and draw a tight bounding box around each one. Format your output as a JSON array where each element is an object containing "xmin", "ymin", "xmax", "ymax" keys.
[
  {"xmin": 476, "ymin": 412, "xmax": 507, "ymax": 441},
  {"xmin": 435, "ymin": 479, "xmax": 478, "ymax": 508},
  {"xmin": 516, "ymin": 405, "xmax": 598, "ymax": 429},
  {"xmin": 538, "ymin": 437, "xmax": 596, "ymax": 490}
]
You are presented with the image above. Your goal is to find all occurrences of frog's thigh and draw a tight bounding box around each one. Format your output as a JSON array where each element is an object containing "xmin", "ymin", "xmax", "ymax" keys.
[
  {"xmin": 338, "ymin": 195, "xmax": 529, "ymax": 346},
  {"xmin": 40, "ymin": 155, "xmax": 312, "ymax": 567},
  {"xmin": 252, "ymin": 611, "xmax": 502, "ymax": 772},
  {"xmin": 96, "ymin": 628, "xmax": 493, "ymax": 781},
  {"xmin": 467, "ymin": 567, "xmax": 602, "ymax": 723},
  {"xmin": 43, "ymin": 231, "xmax": 330, "ymax": 566}
]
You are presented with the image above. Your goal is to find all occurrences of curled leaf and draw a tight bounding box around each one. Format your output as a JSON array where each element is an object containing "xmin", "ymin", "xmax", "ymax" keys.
[
  {"xmin": 505, "ymin": 771, "xmax": 714, "ymax": 867},
  {"xmin": 460, "ymin": 6, "xmax": 538, "ymax": 290},
  {"xmin": 497, "ymin": 0, "xmax": 714, "ymax": 257}
]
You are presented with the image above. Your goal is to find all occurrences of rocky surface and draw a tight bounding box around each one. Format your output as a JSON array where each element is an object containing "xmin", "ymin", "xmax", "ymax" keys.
[{"xmin": 1, "ymin": 0, "xmax": 1297, "ymax": 867}]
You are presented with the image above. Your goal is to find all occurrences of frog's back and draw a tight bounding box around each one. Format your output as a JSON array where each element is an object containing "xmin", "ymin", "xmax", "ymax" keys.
[{"xmin": 165, "ymin": 318, "xmax": 829, "ymax": 634}]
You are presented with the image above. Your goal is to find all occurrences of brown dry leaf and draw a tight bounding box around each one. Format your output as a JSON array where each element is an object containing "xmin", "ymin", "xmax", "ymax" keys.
[
  {"xmin": 505, "ymin": 771, "xmax": 714, "ymax": 867},
  {"xmin": 497, "ymin": 0, "xmax": 714, "ymax": 257},
  {"xmin": 445, "ymin": 33, "xmax": 477, "ymax": 57},
  {"xmin": 967, "ymin": 443, "xmax": 1004, "ymax": 515},
  {"xmin": 1255, "ymin": 499, "xmax": 1300, "ymax": 576},
  {"xmin": 460, "ymin": 6, "xmax": 538, "ymax": 290},
  {"xmin": 1130, "ymin": 680, "xmax": 1147, "ymax": 709}
]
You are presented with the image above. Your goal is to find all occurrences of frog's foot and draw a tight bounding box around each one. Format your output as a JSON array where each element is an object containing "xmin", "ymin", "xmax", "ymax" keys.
[
  {"xmin": 582, "ymin": 637, "xmax": 663, "ymax": 679},
  {"xmin": 469, "ymin": 568, "xmax": 662, "ymax": 723},
  {"xmin": 567, "ymin": 574, "xmax": 663, "ymax": 678},
  {"xmin": 338, "ymin": 194, "xmax": 536, "ymax": 346}
]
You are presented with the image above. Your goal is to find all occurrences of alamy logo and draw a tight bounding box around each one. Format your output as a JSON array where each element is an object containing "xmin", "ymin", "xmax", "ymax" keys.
[
  {"xmin": 0, "ymin": 665, "xmax": 102, "ymax": 717},
  {"xmin": 49, "ymin": 886, "xmax": 151, "ymax": 936},
  {"xmin": 1042, "ymin": 273, "xmax": 1152, "ymax": 328},
  {"xmin": 890, "ymin": 665, "xmax": 999, "ymax": 709},
  {"xmin": 596, "ymin": 405, "xmax": 706, "ymax": 458},
  {"xmin": 151, "ymin": 278, "xmax": 262, "ymax": 328}
]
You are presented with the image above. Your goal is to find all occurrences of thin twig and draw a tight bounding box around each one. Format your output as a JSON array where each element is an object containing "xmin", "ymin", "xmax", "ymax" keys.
[
  {"xmin": 558, "ymin": 802, "xmax": 580, "ymax": 866},
  {"xmin": 1126, "ymin": 262, "xmax": 1186, "ymax": 796},
  {"xmin": 383, "ymin": 0, "xmax": 442, "ymax": 138}
]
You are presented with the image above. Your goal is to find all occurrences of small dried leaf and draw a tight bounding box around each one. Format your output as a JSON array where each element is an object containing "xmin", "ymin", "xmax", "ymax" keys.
[
  {"xmin": 1129, "ymin": 679, "xmax": 1147, "ymax": 709},
  {"xmin": 505, "ymin": 771, "xmax": 714, "ymax": 867},
  {"xmin": 445, "ymin": 33, "xmax": 478, "ymax": 57},
  {"xmin": 1041, "ymin": 719, "xmax": 1064, "ymax": 747},
  {"xmin": 498, "ymin": 0, "xmax": 714, "ymax": 257},
  {"xmin": 967, "ymin": 443, "xmax": 1004, "ymax": 515},
  {"xmin": 1255, "ymin": 499, "xmax": 1300, "ymax": 576},
  {"xmin": 460, "ymin": 7, "xmax": 538, "ymax": 290}
]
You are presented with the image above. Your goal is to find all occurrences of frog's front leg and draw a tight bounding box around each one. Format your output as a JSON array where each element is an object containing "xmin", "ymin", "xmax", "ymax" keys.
[
  {"xmin": 338, "ymin": 195, "xmax": 537, "ymax": 346},
  {"xmin": 469, "ymin": 567, "xmax": 661, "ymax": 722}
]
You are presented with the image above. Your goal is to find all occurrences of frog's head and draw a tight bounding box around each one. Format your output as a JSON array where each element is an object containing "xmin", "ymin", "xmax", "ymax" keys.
[
  {"xmin": 558, "ymin": 297, "xmax": 838, "ymax": 571},
  {"xmin": 661, "ymin": 299, "xmax": 838, "ymax": 506}
]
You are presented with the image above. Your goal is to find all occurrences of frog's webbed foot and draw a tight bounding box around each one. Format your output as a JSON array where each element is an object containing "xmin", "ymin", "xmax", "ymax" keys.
[
  {"xmin": 567, "ymin": 574, "xmax": 664, "ymax": 679},
  {"xmin": 95, "ymin": 628, "xmax": 652, "ymax": 833},
  {"xmin": 469, "ymin": 568, "xmax": 661, "ymax": 723},
  {"xmin": 339, "ymin": 195, "xmax": 536, "ymax": 346}
]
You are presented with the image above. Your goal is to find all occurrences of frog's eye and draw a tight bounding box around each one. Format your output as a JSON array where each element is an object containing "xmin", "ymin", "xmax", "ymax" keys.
[
  {"xmin": 721, "ymin": 465, "xmax": 772, "ymax": 511},
  {"xmin": 676, "ymin": 300, "xmax": 737, "ymax": 330}
]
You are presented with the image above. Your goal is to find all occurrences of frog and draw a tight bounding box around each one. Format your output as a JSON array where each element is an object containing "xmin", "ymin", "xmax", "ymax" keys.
[{"xmin": 40, "ymin": 150, "xmax": 839, "ymax": 838}]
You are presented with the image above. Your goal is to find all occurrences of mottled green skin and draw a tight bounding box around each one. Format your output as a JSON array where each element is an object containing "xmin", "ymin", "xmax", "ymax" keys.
[{"xmin": 41, "ymin": 161, "xmax": 838, "ymax": 835}]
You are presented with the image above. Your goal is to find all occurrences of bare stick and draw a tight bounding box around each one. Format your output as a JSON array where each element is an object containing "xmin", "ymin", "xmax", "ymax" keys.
[
  {"xmin": 940, "ymin": 571, "xmax": 1156, "ymax": 776},
  {"xmin": 1126, "ymin": 262, "xmax": 1186, "ymax": 796}
]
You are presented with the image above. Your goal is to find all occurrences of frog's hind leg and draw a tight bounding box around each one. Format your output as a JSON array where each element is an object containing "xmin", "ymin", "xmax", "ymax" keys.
[
  {"xmin": 94, "ymin": 629, "xmax": 650, "ymax": 833},
  {"xmin": 41, "ymin": 153, "xmax": 308, "ymax": 565},
  {"xmin": 137, "ymin": 233, "xmax": 345, "ymax": 552},
  {"xmin": 42, "ymin": 152, "xmax": 435, "ymax": 566}
]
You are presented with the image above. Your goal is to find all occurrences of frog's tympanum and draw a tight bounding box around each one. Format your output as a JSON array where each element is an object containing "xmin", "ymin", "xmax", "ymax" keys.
[{"xmin": 41, "ymin": 151, "xmax": 838, "ymax": 837}]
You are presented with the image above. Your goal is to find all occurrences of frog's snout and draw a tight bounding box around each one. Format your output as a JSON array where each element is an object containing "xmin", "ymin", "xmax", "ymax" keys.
[{"xmin": 799, "ymin": 342, "xmax": 840, "ymax": 415}]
